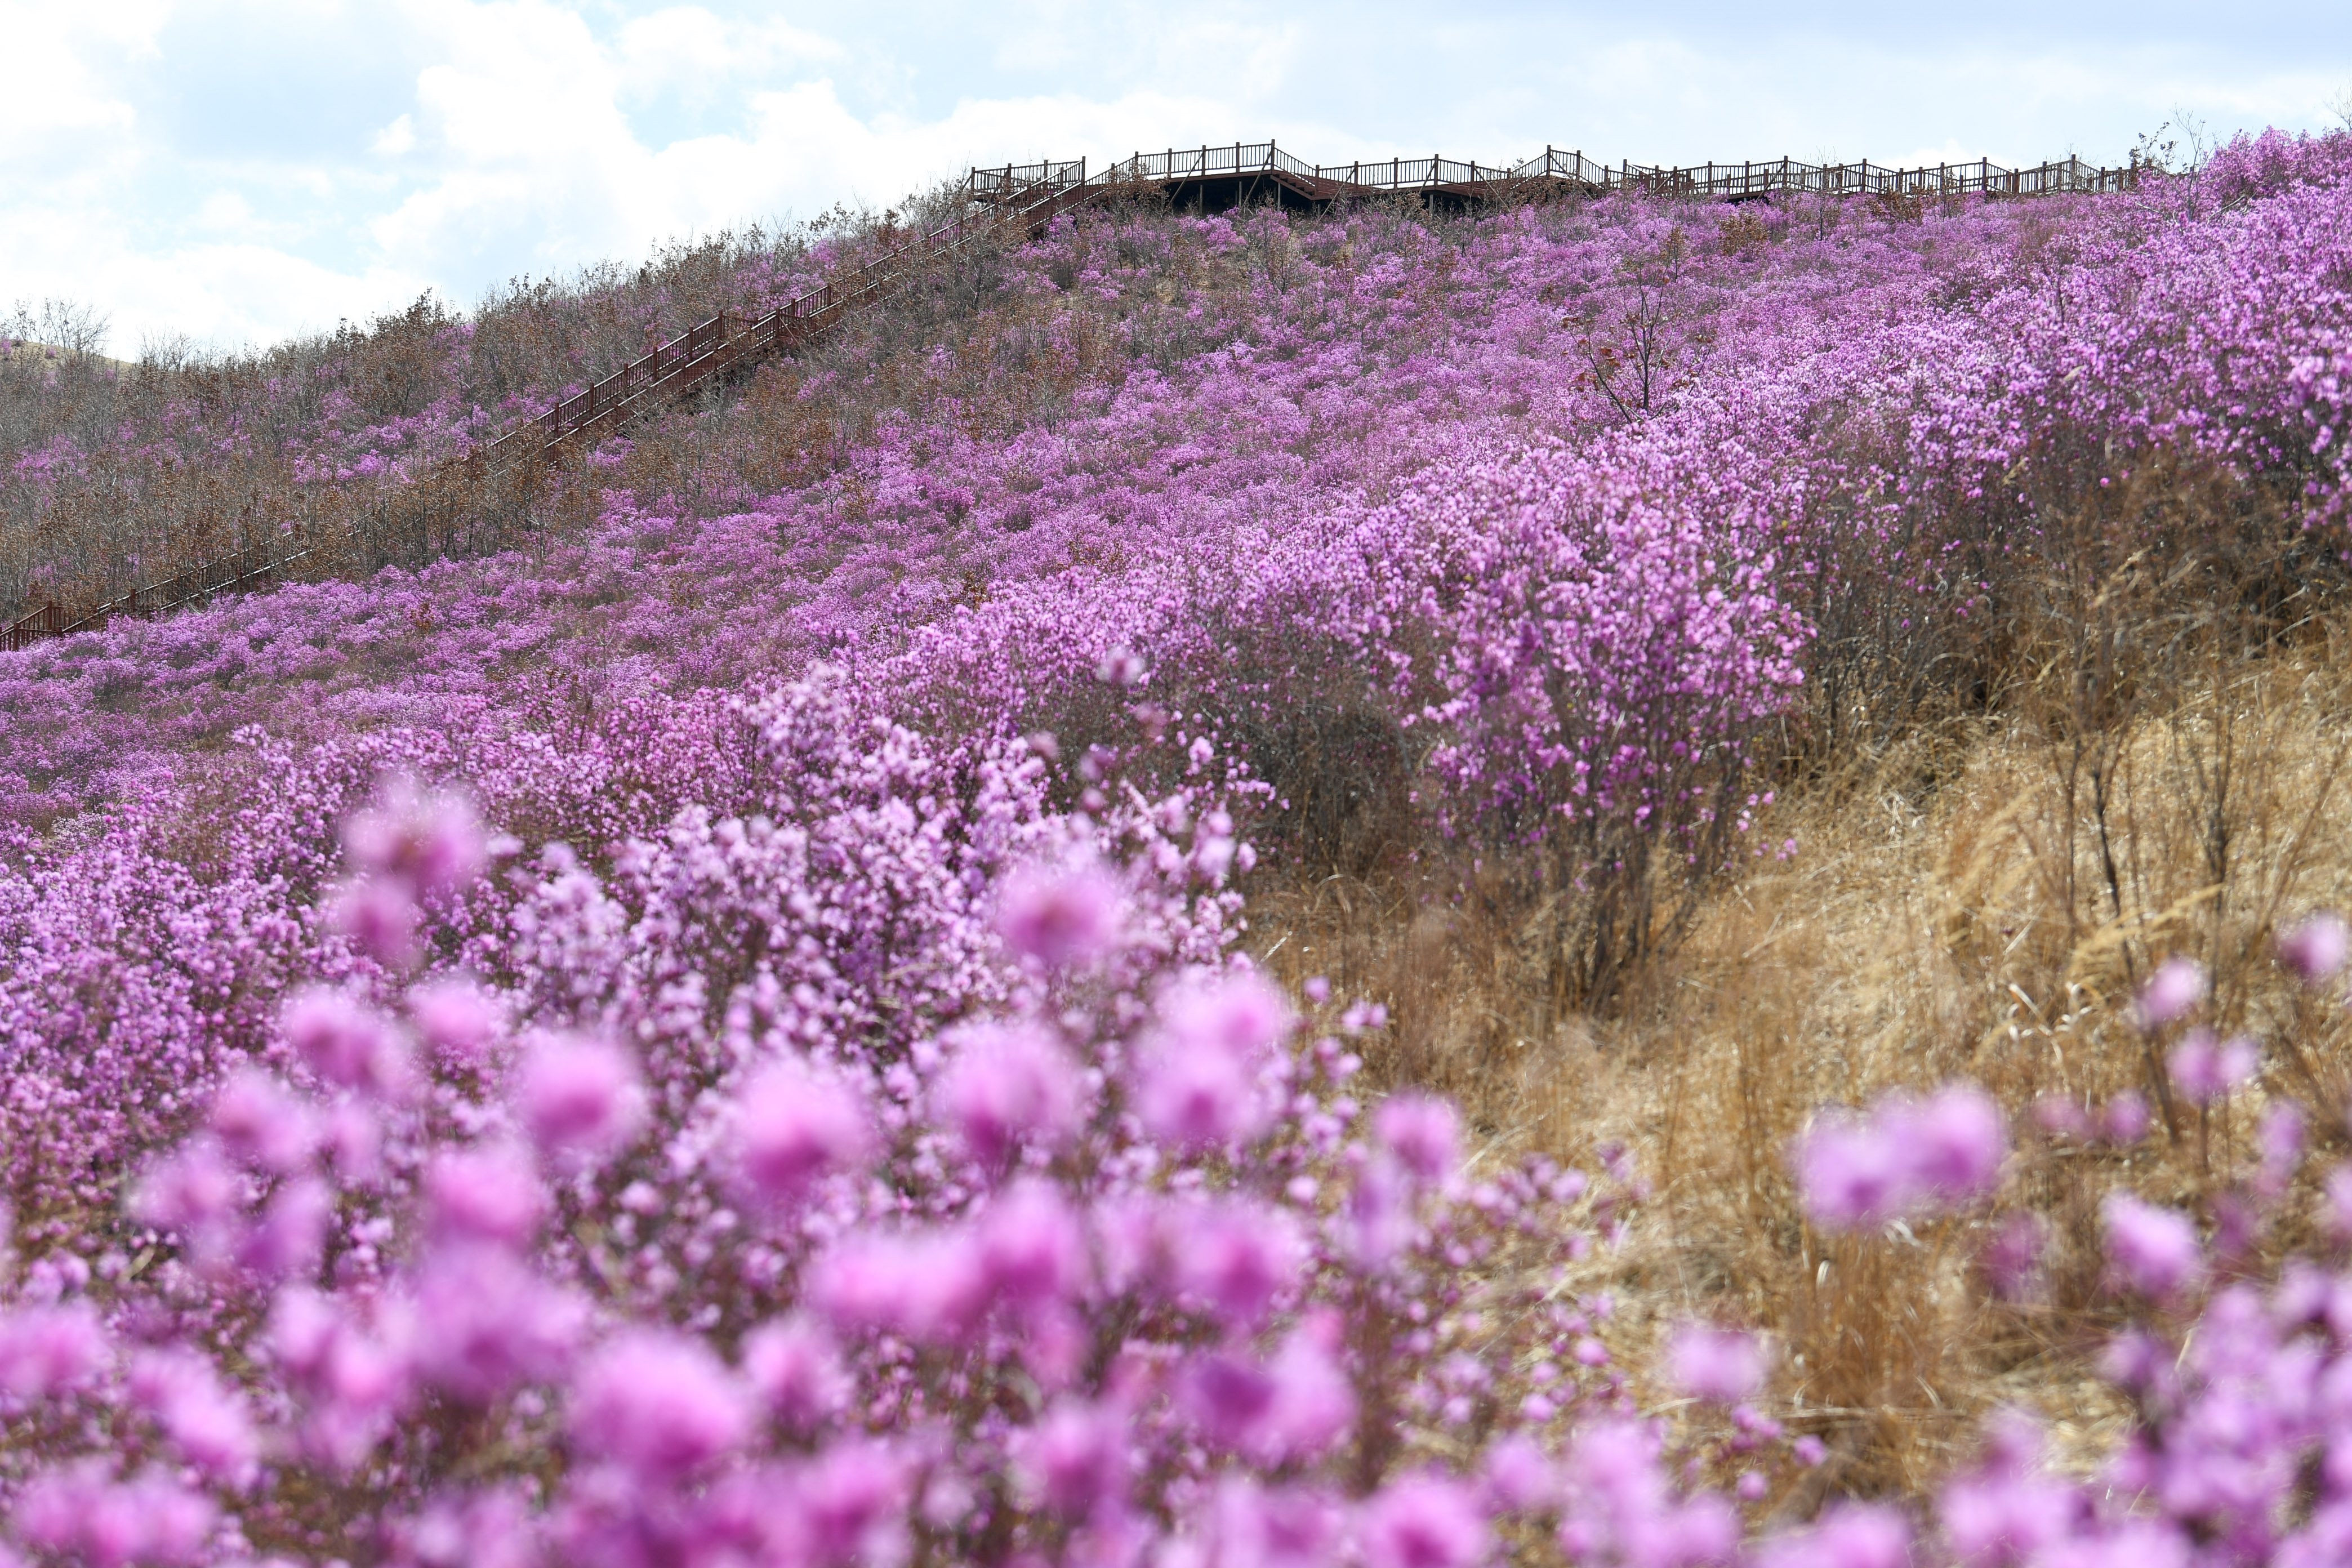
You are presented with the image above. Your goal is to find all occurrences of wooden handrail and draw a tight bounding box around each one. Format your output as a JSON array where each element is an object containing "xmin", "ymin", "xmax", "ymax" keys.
[
  {"xmin": 485, "ymin": 167, "xmax": 1093, "ymax": 471},
  {"xmin": 5, "ymin": 545, "xmax": 313, "ymax": 653}
]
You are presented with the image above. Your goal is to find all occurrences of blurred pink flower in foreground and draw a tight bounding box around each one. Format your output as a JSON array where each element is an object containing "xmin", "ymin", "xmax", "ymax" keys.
[
  {"xmin": 1667, "ymin": 1324, "xmax": 1767, "ymax": 1404},
  {"xmin": 1792, "ymin": 1084, "xmax": 2005, "ymax": 1228},
  {"xmin": 571, "ymin": 1328, "xmax": 753, "ymax": 1481},
  {"xmin": 1138, "ymin": 970, "xmax": 1291, "ymax": 1150},
  {"xmin": 2278, "ymin": 912, "xmax": 2350, "ymax": 985},
  {"xmin": 2134, "ymin": 956, "xmax": 2207, "ymax": 1029},
  {"xmin": 2168, "ymin": 1030, "xmax": 2257, "ymax": 1106},
  {"xmin": 936, "ymin": 1020, "xmax": 1082, "ymax": 1166},
  {"xmin": 733, "ymin": 1055, "xmax": 875, "ymax": 1205},
  {"xmin": 2102, "ymin": 1192, "xmax": 2204, "ymax": 1299},
  {"xmin": 996, "ymin": 859, "xmax": 1122, "ymax": 969},
  {"xmin": 514, "ymin": 1031, "xmax": 645, "ymax": 1168}
]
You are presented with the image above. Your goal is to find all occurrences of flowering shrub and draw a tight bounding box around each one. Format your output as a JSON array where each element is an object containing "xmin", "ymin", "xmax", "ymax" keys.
[
  {"xmin": 4, "ymin": 132, "xmax": 2344, "ymax": 841},
  {"xmin": 20, "ymin": 737, "xmax": 2352, "ymax": 1565},
  {"xmin": 0, "ymin": 707, "xmax": 1736, "ymax": 1565},
  {"xmin": 2, "ymin": 128, "xmax": 2352, "ymax": 1563}
]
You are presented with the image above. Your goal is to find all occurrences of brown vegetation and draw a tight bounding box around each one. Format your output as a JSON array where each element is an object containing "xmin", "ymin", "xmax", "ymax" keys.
[{"xmin": 1247, "ymin": 460, "xmax": 2352, "ymax": 1504}]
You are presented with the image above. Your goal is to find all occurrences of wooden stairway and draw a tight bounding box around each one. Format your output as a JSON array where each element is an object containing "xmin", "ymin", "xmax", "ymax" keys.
[{"xmin": 479, "ymin": 163, "xmax": 1098, "ymax": 470}]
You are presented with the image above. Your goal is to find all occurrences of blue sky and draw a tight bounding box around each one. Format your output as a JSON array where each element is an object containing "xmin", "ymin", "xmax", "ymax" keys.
[{"xmin": 6, "ymin": 0, "xmax": 2348, "ymax": 353}]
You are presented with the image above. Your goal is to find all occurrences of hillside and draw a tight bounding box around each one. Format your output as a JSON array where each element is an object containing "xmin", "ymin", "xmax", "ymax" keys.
[{"xmin": 0, "ymin": 130, "xmax": 2349, "ymax": 1563}]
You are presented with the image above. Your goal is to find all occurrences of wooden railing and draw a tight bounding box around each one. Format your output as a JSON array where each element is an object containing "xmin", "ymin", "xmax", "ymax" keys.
[
  {"xmin": 482, "ymin": 166, "xmax": 1094, "ymax": 469},
  {"xmin": 4, "ymin": 543, "xmax": 310, "ymax": 653},
  {"xmin": 974, "ymin": 140, "xmax": 2139, "ymax": 208}
]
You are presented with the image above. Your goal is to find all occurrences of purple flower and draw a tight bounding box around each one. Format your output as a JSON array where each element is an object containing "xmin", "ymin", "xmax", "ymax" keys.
[
  {"xmin": 1180, "ymin": 1319, "xmax": 1355, "ymax": 1464},
  {"xmin": 1138, "ymin": 1039, "xmax": 1264, "ymax": 1151},
  {"xmin": 16, "ymin": 1462, "xmax": 217, "ymax": 1568},
  {"xmin": 1208, "ymin": 1477, "xmax": 1340, "ymax": 1568},
  {"xmin": 796, "ymin": 1438, "xmax": 912, "ymax": 1565},
  {"xmin": 1792, "ymin": 1115, "xmax": 1908, "ymax": 1228},
  {"xmin": 208, "ymin": 1068, "xmax": 317, "ymax": 1174},
  {"xmin": 407, "ymin": 976, "xmax": 503, "ymax": 1063},
  {"xmin": 996, "ymin": 860, "xmax": 1122, "ymax": 969},
  {"xmin": 1982, "ymin": 1211, "xmax": 2048, "ymax": 1302},
  {"xmin": 2168, "ymin": 1029, "xmax": 2256, "ymax": 1105},
  {"xmin": 128, "ymin": 1347, "xmax": 259, "ymax": 1482},
  {"xmin": 1897, "ymin": 1085, "xmax": 2006, "ymax": 1201},
  {"xmin": 740, "ymin": 1315, "xmax": 849, "ymax": 1433},
  {"xmin": 1171, "ymin": 1199, "xmax": 1305, "ymax": 1327},
  {"xmin": 329, "ymin": 877, "xmax": 421, "ymax": 968},
  {"xmin": 1666, "ymin": 1323, "xmax": 1766, "ymax": 1404},
  {"xmin": 2102, "ymin": 1089, "xmax": 2153, "ymax": 1144},
  {"xmin": 2326, "ymin": 1162, "xmax": 2352, "ymax": 1240},
  {"xmin": 1941, "ymin": 1442, "xmax": 2078, "ymax": 1565},
  {"xmin": 2134, "ymin": 956, "xmax": 2207, "ymax": 1029},
  {"xmin": 1095, "ymin": 648, "xmax": 1148, "ymax": 687},
  {"xmin": 132, "ymin": 1138, "xmax": 240, "ymax": 1236},
  {"xmin": 1375, "ymin": 1094, "xmax": 1462, "ymax": 1183},
  {"xmin": 423, "ymin": 1143, "xmax": 547, "ymax": 1247},
  {"xmin": 1481, "ymin": 1433, "xmax": 1559, "ymax": 1511},
  {"xmin": 409, "ymin": 1243, "xmax": 582, "ymax": 1402},
  {"xmin": 343, "ymin": 776, "xmax": 488, "ymax": 899},
  {"xmin": 2259, "ymin": 1100, "xmax": 2306, "ymax": 1185},
  {"xmin": 235, "ymin": 1174, "xmax": 332, "ymax": 1282},
  {"xmin": 2032, "ymin": 1093, "xmax": 2091, "ymax": 1139},
  {"xmin": 0, "ymin": 1301, "xmax": 110, "ymax": 1400},
  {"xmin": 265, "ymin": 1293, "xmax": 406, "ymax": 1468},
  {"xmin": 1137, "ymin": 970, "xmax": 1291, "ymax": 1150},
  {"xmin": 978, "ymin": 1178, "xmax": 1091, "ymax": 1310},
  {"xmin": 2278, "ymin": 911, "xmax": 2350, "ymax": 985},
  {"xmin": 1024, "ymin": 1398, "xmax": 1132, "ymax": 1517},
  {"xmin": 1181, "ymin": 1352, "xmax": 1280, "ymax": 1450},
  {"xmin": 1346, "ymin": 1153, "xmax": 1418, "ymax": 1272},
  {"xmin": 1256, "ymin": 1320, "xmax": 1356, "ymax": 1461},
  {"xmin": 733, "ymin": 1055, "xmax": 874, "ymax": 1205},
  {"xmin": 809, "ymin": 1228, "xmax": 991, "ymax": 1346},
  {"xmin": 282, "ymin": 987, "xmax": 415, "ymax": 1098},
  {"xmin": 936, "ymin": 1020, "xmax": 1081, "ymax": 1166},
  {"xmin": 569, "ymin": 1328, "xmax": 752, "ymax": 1482},
  {"xmin": 1753, "ymin": 1504, "xmax": 1910, "ymax": 1568},
  {"xmin": 1360, "ymin": 1473, "xmax": 1490, "ymax": 1568},
  {"xmin": 514, "ymin": 1031, "xmax": 644, "ymax": 1168},
  {"xmin": 2103, "ymin": 1192, "xmax": 2204, "ymax": 1299},
  {"xmin": 1792, "ymin": 1083, "xmax": 2005, "ymax": 1228}
]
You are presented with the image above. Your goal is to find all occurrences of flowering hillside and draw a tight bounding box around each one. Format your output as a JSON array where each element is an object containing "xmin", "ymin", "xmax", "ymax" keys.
[{"xmin": 1, "ymin": 129, "xmax": 2351, "ymax": 1565}]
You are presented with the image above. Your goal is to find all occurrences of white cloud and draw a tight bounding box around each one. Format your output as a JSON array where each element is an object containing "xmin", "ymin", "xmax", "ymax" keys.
[
  {"xmin": 195, "ymin": 190, "xmax": 255, "ymax": 230},
  {"xmin": 0, "ymin": 5, "xmax": 156, "ymax": 190},
  {"xmin": 3, "ymin": 0, "xmax": 2345, "ymax": 351},
  {"xmin": 612, "ymin": 7, "xmax": 841, "ymax": 101},
  {"xmin": 373, "ymin": 113, "xmax": 418, "ymax": 155}
]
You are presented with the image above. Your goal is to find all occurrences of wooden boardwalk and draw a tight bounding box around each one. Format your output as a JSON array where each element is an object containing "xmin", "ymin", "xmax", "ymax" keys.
[
  {"xmin": 505, "ymin": 140, "xmax": 2136, "ymax": 473},
  {"xmin": 4, "ymin": 140, "xmax": 2137, "ymax": 653},
  {"xmin": 3, "ymin": 545, "xmax": 310, "ymax": 653},
  {"xmin": 977, "ymin": 142, "xmax": 2136, "ymax": 214}
]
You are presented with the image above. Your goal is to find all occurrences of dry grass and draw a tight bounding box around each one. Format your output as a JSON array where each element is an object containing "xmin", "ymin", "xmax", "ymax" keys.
[{"xmin": 1251, "ymin": 623, "xmax": 2352, "ymax": 1512}]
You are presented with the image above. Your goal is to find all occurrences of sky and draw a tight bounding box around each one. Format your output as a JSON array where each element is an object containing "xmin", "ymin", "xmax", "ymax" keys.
[{"xmin": 6, "ymin": 0, "xmax": 2349, "ymax": 355}]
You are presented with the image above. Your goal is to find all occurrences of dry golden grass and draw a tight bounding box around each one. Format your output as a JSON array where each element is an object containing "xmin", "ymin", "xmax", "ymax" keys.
[{"xmin": 1251, "ymin": 622, "xmax": 2352, "ymax": 1512}]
